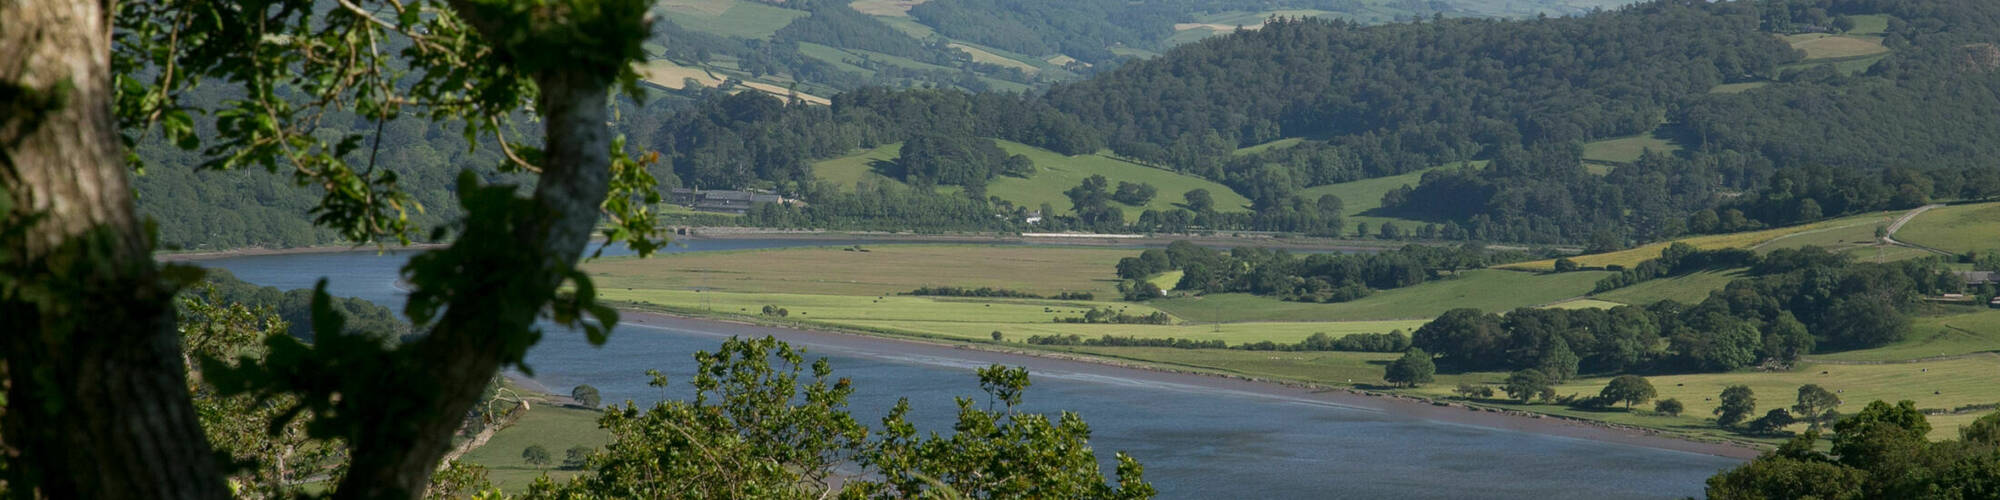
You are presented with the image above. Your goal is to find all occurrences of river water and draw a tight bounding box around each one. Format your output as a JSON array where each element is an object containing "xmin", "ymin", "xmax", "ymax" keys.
[{"xmin": 201, "ymin": 239, "xmax": 1740, "ymax": 499}]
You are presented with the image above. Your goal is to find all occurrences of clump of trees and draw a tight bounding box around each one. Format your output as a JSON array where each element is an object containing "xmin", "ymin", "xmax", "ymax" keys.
[
  {"xmin": 1707, "ymin": 401, "xmax": 2000, "ymax": 499},
  {"xmin": 1056, "ymin": 307, "xmax": 1172, "ymax": 325},
  {"xmin": 572, "ymin": 385, "xmax": 603, "ymax": 408},
  {"xmin": 1027, "ymin": 335, "xmax": 1228, "ymax": 349},
  {"xmin": 897, "ymin": 134, "xmax": 1034, "ymax": 189},
  {"xmin": 905, "ymin": 286, "xmax": 1043, "ymax": 298},
  {"xmin": 1114, "ymin": 241, "xmax": 1530, "ymax": 304},
  {"xmin": 1413, "ymin": 251, "xmax": 1954, "ymax": 376},
  {"xmin": 1383, "ymin": 349, "xmax": 1436, "ymax": 387},
  {"xmin": 762, "ymin": 305, "xmax": 792, "ymax": 317}
]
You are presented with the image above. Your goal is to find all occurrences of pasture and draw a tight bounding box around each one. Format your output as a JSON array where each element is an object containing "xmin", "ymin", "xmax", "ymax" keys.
[
  {"xmin": 586, "ymin": 244, "xmax": 1135, "ymax": 297},
  {"xmin": 1580, "ymin": 133, "xmax": 1679, "ymax": 165},
  {"xmin": 1811, "ymin": 308, "xmax": 2000, "ymax": 363},
  {"xmin": 1548, "ymin": 355, "xmax": 2000, "ymax": 440},
  {"xmin": 1895, "ymin": 201, "xmax": 2000, "ymax": 254},
  {"xmin": 1298, "ymin": 162, "xmax": 1482, "ymax": 216},
  {"xmin": 655, "ymin": 0, "xmax": 806, "ymax": 40},
  {"xmin": 807, "ymin": 140, "xmax": 1253, "ymax": 217},
  {"xmin": 1502, "ymin": 211, "xmax": 1897, "ymax": 271},
  {"xmin": 988, "ymin": 141, "xmax": 1254, "ymax": 217},
  {"xmin": 848, "ymin": 0, "xmax": 926, "ymax": 17},
  {"xmin": 1591, "ymin": 269, "xmax": 1746, "ymax": 305},
  {"xmin": 1709, "ymin": 81, "xmax": 1769, "ymax": 94},
  {"xmin": 837, "ymin": 318, "xmax": 1428, "ymax": 344},
  {"xmin": 811, "ymin": 143, "xmax": 903, "ymax": 188},
  {"xmin": 460, "ymin": 405, "xmax": 608, "ymax": 492},
  {"xmin": 1150, "ymin": 269, "xmax": 1612, "ymax": 322},
  {"xmin": 1784, "ymin": 33, "xmax": 1890, "ymax": 60}
]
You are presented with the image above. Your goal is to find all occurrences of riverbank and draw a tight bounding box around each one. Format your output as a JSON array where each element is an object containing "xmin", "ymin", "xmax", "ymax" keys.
[
  {"xmin": 156, "ymin": 242, "xmax": 448, "ymax": 262},
  {"xmin": 677, "ymin": 226, "xmax": 1408, "ymax": 252},
  {"xmin": 611, "ymin": 306, "xmax": 1764, "ymax": 460}
]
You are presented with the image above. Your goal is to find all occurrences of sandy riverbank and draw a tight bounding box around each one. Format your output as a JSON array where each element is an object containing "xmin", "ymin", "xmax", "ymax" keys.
[{"xmin": 613, "ymin": 308, "xmax": 1764, "ymax": 460}]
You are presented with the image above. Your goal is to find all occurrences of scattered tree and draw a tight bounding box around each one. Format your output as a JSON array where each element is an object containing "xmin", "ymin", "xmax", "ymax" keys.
[
  {"xmin": 572, "ymin": 385, "xmax": 603, "ymax": 408},
  {"xmin": 564, "ymin": 446, "xmax": 593, "ymax": 470},
  {"xmin": 523, "ymin": 445, "xmax": 553, "ymax": 468},
  {"xmin": 1502, "ymin": 369, "xmax": 1554, "ymax": 403},
  {"xmin": 1716, "ymin": 385, "xmax": 1758, "ymax": 428},
  {"xmin": 1656, "ymin": 398, "xmax": 1684, "ymax": 417},
  {"xmin": 991, "ymin": 330, "xmax": 1005, "ymax": 341},
  {"xmin": 1384, "ymin": 348, "xmax": 1436, "ymax": 387},
  {"xmin": 1599, "ymin": 375, "xmax": 1656, "ymax": 409},
  {"xmin": 1747, "ymin": 409, "xmax": 1796, "ymax": 435},
  {"xmin": 1183, "ymin": 189, "xmax": 1214, "ymax": 213},
  {"xmin": 1793, "ymin": 384, "xmax": 1841, "ymax": 431},
  {"xmin": 1455, "ymin": 383, "xmax": 1495, "ymax": 399}
]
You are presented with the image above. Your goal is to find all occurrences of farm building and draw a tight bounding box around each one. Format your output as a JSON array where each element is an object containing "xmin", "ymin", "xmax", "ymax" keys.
[
  {"xmin": 670, "ymin": 188, "xmax": 789, "ymax": 215},
  {"xmin": 1957, "ymin": 271, "xmax": 2000, "ymax": 286}
]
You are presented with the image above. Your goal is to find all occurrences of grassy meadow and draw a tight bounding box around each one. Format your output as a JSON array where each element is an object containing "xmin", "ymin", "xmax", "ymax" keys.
[
  {"xmin": 1296, "ymin": 161, "xmax": 1485, "ymax": 229},
  {"xmin": 1151, "ymin": 269, "xmax": 1611, "ymax": 322},
  {"xmin": 1502, "ymin": 210, "xmax": 1898, "ymax": 271},
  {"xmin": 1580, "ymin": 133, "xmax": 1680, "ymax": 165},
  {"xmin": 1895, "ymin": 201, "xmax": 2000, "ymax": 254},
  {"xmin": 808, "ymin": 140, "xmax": 1256, "ymax": 217},
  {"xmin": 654, "ymin": 0, "xmax": 805, "ymax": 40},
  {"xmin": 459, "ymin": 405, "xmax": 608, "ymax": 492}
]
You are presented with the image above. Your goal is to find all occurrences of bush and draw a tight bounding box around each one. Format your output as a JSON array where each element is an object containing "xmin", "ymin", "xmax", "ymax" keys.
[
  {"xmin": 564, "ymin": 446, "xmax": 592, "ymax": 469},
  {"xmin": 522, "ymin": 444, "xmax": 552, "ymax": 467},
  {"xmin": 571, "ymin": 384, "xmax": 602, "ymax": 408},
  {"xmin": 1656, "ymin": 398, "xmax": 1684, "ymax": 416}
]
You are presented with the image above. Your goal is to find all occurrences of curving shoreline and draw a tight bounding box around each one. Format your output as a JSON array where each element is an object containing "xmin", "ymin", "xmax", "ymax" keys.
[{"xmin": 614, "ymin": 308, "xmax": 1765, "ymax": 460}]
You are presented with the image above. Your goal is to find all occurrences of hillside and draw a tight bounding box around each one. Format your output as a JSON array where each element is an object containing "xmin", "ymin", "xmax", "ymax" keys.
[{"xmin": 811, "ymin": 140, "xmax": 1255, "ymax": 217}]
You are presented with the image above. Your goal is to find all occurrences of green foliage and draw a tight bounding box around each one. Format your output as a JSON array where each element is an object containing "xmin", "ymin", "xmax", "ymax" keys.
[
  {"xmin": 1502, "ymin": 369, "xmax": 1554, "ymax": 403},
  {"xmin": 527, "ymin": 336, "xmax": 1152, "ymax": 499},
  {"xmin": 1599, "ymin": 375, "xmax": 1656, "ymax": 409},
  {"xmin": 1716, "ymin": 385, "xmax": 1757, "ymax": 428},
  {"xmin": 1712, "ymin": 400, "xmax": 2000, "ymax": 499},
  {"xmin": 1793, "ymin": 384, "xmax": 1842, "ymax": 431},
  {"xmin": 1383, "ymin": 348, "xmax": 1435, "ymax": 388},
  {"xmin": 1655, "ymin": 398, "xmax": 1684, "ymax": 416},
  {"xmin": 563, "ymin": 446, "xmax": 592, "ymax": 470},
  {"xmin": 522, "ymin": 445, "xmax": 553, "ymax": 468},
  {"xmin": 571, "ymin": 385, "xmax": 602, "ymax": 408}
]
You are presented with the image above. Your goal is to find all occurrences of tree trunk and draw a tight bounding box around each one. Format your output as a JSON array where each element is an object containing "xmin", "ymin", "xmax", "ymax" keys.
[
  {"xmin": 330, "ymin": 68, "xmax": 615, "ymax": 499},
  {"xmin": 0, "ymin": 1, "xmax": 228, "ymax": 498}
]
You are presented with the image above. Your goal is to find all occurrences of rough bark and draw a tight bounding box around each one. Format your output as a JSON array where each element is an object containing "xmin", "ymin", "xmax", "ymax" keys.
[
  {"xmin": 329, "ymin": 68, "xmax": 615, "ymax": 499},
  {"xmin": 0, "ymin": 1, "xmax": 228, "ymax": 498}
]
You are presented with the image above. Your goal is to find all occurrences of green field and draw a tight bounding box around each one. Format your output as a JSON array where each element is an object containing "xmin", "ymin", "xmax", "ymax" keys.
[
  {"xmin": 1505, "ymin": 211, "xmax": 1898, "ymax": 271},
  {"xmin": 838, "ymin": 318, "xmax": 1428, "ymax": 344},
  {"xmin": 1811, "ymin": 308, "xmax": 2000, "ymax": 362},
  {"xmin": 1592, "ymin": 269, "xmax": 1746, "ymax": 305},
  {"xmin": 811, "ymin": 143, "xmax": 902, "ymax": 188},
  {"xmin": 1296, "ymin": 161, "xmax": 1484, "ymax": 230},
  {"xmin": 810, "ymin": 140, "xmax": 1255, "ymax": 217},
  {"xmin": 1784, "ymin": 33, "xmax": 1891, "ymax": 60},
  {"xmin": 1581, "ymin": 133, "xmax": 1680, "ymax": 165},
  {"xmin": 988, "ymin": 141, "xmax": 1253, "ymax": 217},
  {"xmin": 655, "ymin": 0, "xmax": 807, "ymax": 40},
  {"xmin": 1233, "ymin": 137, "xmax": 1303, "ymax": 156},
  {"xmin": 588, "ymin": 245, "xmax": 1136, "ymax": 297},
  {"xmin": 1710, "ymin": 81, "xmax": 1769, "ymax": 94},
  {"xmin": 460, "ymin": 405, "xmax": 609, "ymax": 493},
  {"xmin": 1896, "ymin": 202, "xmax": 2000, "ymax": 254},
  {"xmin": 1151, "ymin": 269, "xmax": 1612, "ymax": 322},
  {"xmin": 1845, "ymin": 14, "xmax": 1893, "ymax": 36}
]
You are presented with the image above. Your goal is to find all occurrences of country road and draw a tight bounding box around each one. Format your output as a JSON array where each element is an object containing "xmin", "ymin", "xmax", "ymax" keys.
[{"xmin": 1882, "ymin": 203, "xmax": 1953, "ymax": 256}]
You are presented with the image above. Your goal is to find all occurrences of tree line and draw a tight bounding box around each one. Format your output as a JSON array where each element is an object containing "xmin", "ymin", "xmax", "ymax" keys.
[
  {"xmin": 1413, "ymin": 248, "xmax": 1958, "ymax": 380},
  {"xmin": 1115, "ymin": 241, "xmax": 1533, "ymax": 303}
]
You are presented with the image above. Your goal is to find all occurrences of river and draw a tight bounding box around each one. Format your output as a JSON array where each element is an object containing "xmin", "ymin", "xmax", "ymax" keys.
[{"xmin": 200, "ymin": 238, "xmax": 1741, "ymax": 499}]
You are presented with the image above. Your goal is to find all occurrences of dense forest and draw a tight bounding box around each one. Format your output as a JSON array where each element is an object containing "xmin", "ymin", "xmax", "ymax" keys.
[{"xmin": 134, "ymin": 0, "xmax": 2000, "ymax": 250}]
